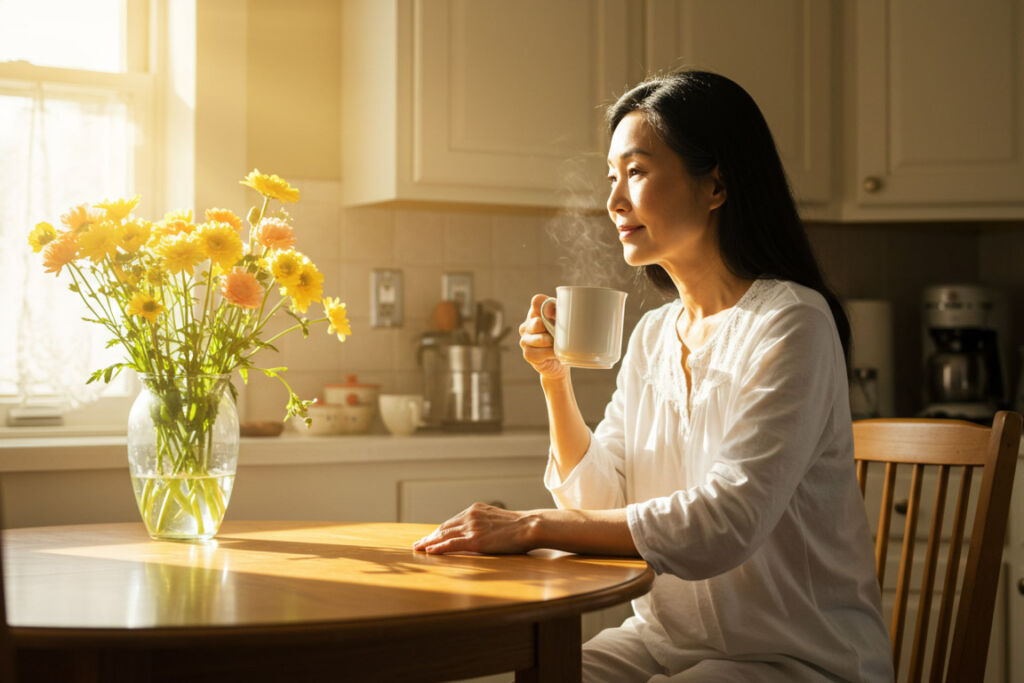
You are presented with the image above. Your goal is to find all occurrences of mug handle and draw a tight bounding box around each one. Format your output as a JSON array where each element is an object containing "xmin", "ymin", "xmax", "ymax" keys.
[
  {"xmin": 540, "ymin": 297, "xmax": 557, "ymax": 337},
  {"xmin": 407, "ymin": 399, "xmax": 426, "ymax": 428}
]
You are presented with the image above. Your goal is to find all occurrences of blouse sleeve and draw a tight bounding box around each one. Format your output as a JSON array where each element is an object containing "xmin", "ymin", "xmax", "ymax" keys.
[
  {"xmin": 626, "ymin": 303, "xmax": 843, "ymax": 579},
  {"xmin": 543, "ymin": 313, "xmax": 649, "ymax": 510}
]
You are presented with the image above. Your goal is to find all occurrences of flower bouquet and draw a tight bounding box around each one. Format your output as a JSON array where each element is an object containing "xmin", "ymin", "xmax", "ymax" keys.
[{"xmin": 28, "ymin": 170, "xmax": 351, "ymax": 540}]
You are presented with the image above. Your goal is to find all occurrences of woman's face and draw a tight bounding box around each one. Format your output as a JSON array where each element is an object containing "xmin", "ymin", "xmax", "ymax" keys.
[{"xmin": 606, "ymin": 111, "xmax": 724, "ymax": 273}]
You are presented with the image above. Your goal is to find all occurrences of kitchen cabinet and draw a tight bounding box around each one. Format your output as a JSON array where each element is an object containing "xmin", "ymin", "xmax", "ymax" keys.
[
  {"xmin": 340, "ymin": 0, "xmax": 628, "ymax": 210},
  {"xmin": 847, "ymin": 0, "xmax": 1024, "ymax": 220},
  {"xmin": 642, "ymin": 0, "xmax": 833, "ymax": 209}
]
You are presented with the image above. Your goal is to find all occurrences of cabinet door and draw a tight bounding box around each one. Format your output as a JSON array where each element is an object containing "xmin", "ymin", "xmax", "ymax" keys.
[
  {"xmin": 855, "ymin": 0, "xmax": 1024, "ymax": 209},
  {"xmin": 643, "ymin": 0, "xmax": 833, "ymax": 206},
  {"xmin": 413, "ymin": 0, "xmax": 628, "ymax": 209}
]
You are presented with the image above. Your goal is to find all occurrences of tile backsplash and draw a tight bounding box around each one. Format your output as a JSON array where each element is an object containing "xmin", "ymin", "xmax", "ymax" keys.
[{"xmin": 241, "ymin": 179, "xmax": 1024, "ymax": 425}]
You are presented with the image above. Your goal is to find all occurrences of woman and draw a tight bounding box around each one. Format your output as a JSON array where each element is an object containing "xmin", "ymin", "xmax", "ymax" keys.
[{"xmin": 413, "ymin": 71, "xmax": 893, "ymax": 682}]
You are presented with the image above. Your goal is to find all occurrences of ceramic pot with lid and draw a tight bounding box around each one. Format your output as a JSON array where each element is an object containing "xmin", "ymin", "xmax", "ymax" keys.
[{"xmin": 324, "ymin": 375, "xmax": 380, "ymax": 407}]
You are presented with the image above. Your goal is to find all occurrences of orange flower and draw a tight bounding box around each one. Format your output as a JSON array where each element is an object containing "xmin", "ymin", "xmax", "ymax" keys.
[
  {"xmin": 220, "ymin": 269, "xmax": 264, "ymax": 309},
  {"xmin": 205, "ymin": 208, "xmax": 243, "ymax": 231},
  {"xmin": 41, "ymin": 232, "xmax": 79, "ymax": 275},
  {"xmin": 60, "ymin": 204, "xmax": 104, "ymax": 233},
  {"xmin": 256, "ymin": 217, "xmax": 297, "ymax": 250}
]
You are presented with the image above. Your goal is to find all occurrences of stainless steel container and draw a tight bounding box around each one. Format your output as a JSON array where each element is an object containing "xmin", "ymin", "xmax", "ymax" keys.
[{"xmin": 442, "ymin": 344, "xmax": 502, "ymax": 432}]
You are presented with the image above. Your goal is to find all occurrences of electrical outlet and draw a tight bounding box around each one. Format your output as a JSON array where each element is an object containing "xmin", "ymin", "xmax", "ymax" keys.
[
  {"xmin": 371, "ymin": 269, "xmax": 403, "ymax": 327},
  {"xmin": 442, "ymin": 272, "xmax": 474, "ymax": 320}
]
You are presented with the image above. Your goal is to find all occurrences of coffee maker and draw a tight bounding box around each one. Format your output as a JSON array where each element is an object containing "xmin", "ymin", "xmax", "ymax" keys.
[{"xmin": 921, "ymin": 284, "xmax": 1009, "ymax": 422}]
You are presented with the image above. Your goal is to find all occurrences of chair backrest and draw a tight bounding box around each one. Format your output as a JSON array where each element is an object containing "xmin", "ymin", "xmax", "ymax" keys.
[{"xmin": 853, "ymin": 410, "xmax": 1022, "ymax": 683}]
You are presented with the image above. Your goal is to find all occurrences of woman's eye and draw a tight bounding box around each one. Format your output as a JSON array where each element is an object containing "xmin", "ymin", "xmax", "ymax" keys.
[
  {"xmin": 628, "ymin": 168, "xmax": 642, "ymax": 177},
  {"xmin": 607, "ymin": 174, "xmax": 617, "ymax": 184}
]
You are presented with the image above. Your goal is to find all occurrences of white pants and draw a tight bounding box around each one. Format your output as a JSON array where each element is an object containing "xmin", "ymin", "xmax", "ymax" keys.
[{"xmin": 582, "ymin": 618, "xmax": 836, "ymax": 683}]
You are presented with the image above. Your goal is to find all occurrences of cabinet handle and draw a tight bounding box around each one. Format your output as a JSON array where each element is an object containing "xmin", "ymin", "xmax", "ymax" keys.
[
  {"xmin": 487, "ymin": 500, "xmax": 507, "ymax": 510},
  {"xmin": 1018, "ymin": 578, "xmax": 1024, "ymax": 596},
  {"xmin": 862, "ymin": 176, "xmax": 883, "ymax": 193}
]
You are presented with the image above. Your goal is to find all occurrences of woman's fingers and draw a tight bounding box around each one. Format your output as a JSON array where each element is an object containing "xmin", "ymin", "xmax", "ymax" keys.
[{"xmin": 412, "ymin": 503, "xmax": 533, "ymax": 555}]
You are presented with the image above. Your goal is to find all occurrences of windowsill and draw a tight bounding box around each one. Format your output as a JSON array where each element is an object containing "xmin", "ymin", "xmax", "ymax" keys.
[{"xmin": 0, "ymin": 428, "xmax": 551, "ymax": 472}]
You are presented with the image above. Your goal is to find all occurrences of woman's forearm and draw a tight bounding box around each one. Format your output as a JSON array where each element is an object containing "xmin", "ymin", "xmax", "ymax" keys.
[
  {"xmin": 531, "ymin": 507, "xmax": 638, "ymax": 556},
  {"xmin": 541, "ymin": 373, "xmax": 592, "ymax": 481}
]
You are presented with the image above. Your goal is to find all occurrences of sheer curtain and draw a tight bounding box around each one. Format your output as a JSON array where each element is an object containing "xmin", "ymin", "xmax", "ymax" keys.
[{"xmin": 0, "ymin": 84, "xmax": 134, "ymax": 408}]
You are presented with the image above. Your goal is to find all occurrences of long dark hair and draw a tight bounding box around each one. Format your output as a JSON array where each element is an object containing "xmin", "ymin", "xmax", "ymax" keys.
[{"xmin": 606, "ymin": 70, "xmax": 850, "ymax": 361}]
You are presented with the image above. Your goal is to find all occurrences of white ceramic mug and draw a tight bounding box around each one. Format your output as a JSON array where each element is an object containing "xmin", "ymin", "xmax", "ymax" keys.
[
  {"xmin": 540, "ymin": 286, "xmax": 628, "ymax": 369},
  {"xmin": 379, "ymin": 394, "xmax": 426, "ymax": 436}
]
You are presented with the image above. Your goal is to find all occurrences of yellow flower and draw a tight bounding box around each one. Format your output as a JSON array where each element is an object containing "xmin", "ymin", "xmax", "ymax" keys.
[
  {"xmin": 145, "ymin": 266, "xmax": 167, "ymax": 287},
  {"xmin": 77, "ymin": 220, "xmax": 120, "ymax": 263},
  {"xmin": 164, "ymin": 209, "xmax": 193, "ymax": 223},
  {"xmin": 60, "ymin": 204, "xmax": 104, "ymax": 232},
  {"xmin": 156, "ymin": 233, "xmax": 206, "ymax": 274},
  {"xmin": 41, "ymin": 232, "xmax": 79, "ymax": 275},
  {"xmin": 150, "ymin": 218, "xmax": 193, "ymax": 242},
  {"xmin": 204, "ymin": 208, "xmax": 243, "ymax": 231},
  {"xmin": 28, "ymin": 221, "xmax": 57, "ymax": 252},
  {"xmin": 96, "ymin": 195, "xmax": 141, "ymax": 221},
  {"xmin": 127, "ymin": 292, "xmax": 164, "ymax": 322},
  {"xmin": 269, "ymin": 249, "xmax": 305, "ymax": 287},
  {"xmin": 118, "ymin": 219, "xmax": 151, "ymax": 252},
  {"xmin": 240, "ymin": 169, "xmax": 300, "ymax": 203},
  {"xmin": 322, "ymin": 297, "xmax": 351, "ymax": 342},
  {"xmin": 282, "ymin": 260, "xmax": 323, "ymax": 313},
  {"xmin": 113, "ymin": 264, "xmax": 140, "ymax": 286},
  {"xmin": 197, "ymin": 222, "xmax": 244, "ymax": 270}
]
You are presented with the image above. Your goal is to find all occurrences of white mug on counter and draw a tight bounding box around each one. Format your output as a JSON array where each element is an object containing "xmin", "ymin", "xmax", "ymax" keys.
[
  {"xmin": 540, "ymin": 286, "xmax": 628, "ymax": 369},
  {"xmin": 379, "ymin": 394, "xmax": 426, "ymax": 437}
]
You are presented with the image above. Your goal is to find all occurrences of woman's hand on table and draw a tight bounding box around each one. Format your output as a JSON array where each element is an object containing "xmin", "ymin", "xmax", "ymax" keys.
[
  {"xmin": 413, "ymin": 505, "xmax": 639, "ymax": 557},
  {"xmin": 413, "ymin": 502, "xmax": 540, "ymax": 555}
]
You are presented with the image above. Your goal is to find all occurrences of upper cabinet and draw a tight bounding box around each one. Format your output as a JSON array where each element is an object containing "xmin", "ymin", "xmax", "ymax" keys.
[
  {"xmin": 846, "ymin": 0, "xmax": 1024, "ymax": 220},
  {"xmin": 643, "ymin": 0, "xmax": 833, "ymax": 210},
  {"xmin": 340, "ymin": 0, "xmax": 628, "ymax": 210}
]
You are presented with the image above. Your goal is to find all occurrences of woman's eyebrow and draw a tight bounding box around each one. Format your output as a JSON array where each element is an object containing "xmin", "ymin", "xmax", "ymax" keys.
[{"xmin": 608, "ymin": 147, "xmax": 652, "ymax": 164}]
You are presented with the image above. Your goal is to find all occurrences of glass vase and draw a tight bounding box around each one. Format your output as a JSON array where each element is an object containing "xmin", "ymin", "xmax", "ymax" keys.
[{"xmin": 127, "ymin": 373, "xmax": 239, "ymax": 541}]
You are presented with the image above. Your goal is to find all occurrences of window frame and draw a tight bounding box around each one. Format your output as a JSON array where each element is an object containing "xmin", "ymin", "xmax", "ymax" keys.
[{"xmin": 0, "ymin": 0, "xmax": 156, "ymax": 433}]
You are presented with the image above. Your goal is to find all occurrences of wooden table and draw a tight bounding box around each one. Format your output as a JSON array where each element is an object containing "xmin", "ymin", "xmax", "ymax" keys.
[{"xmin": 3, "ymin": 521, "xmax": 652, "ymax": 682}]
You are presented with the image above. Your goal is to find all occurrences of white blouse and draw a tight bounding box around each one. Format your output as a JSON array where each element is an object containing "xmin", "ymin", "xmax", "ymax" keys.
[{"xmin": 545, "ymin": 279, "xmax": 893, "ymax": 681}]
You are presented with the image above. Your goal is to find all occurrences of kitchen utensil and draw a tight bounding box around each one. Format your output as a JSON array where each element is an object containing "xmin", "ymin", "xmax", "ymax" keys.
[
  {"xmin": 540, "ymin": 286, "xmax": 627, "ymax": 369},
  {"xmin": 478, "ymin": 299, "xmax": 505, "ymax": 342}
]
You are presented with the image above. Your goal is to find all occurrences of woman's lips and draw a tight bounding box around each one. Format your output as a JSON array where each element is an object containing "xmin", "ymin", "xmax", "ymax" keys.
[{"xmin": 618, "ymin": 225, "xmax": 644, "ymax": 240}]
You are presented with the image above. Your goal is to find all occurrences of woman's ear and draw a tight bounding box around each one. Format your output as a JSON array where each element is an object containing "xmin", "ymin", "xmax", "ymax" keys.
[{"xmin": 707, "ymin": 166, "xmax": 727, "ymax": 211}]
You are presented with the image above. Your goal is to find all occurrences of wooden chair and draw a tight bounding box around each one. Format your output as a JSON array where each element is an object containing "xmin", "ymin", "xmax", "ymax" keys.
[{"xmin": 853, "ymin": 410, "xmax": 1022, "ymax": 683}]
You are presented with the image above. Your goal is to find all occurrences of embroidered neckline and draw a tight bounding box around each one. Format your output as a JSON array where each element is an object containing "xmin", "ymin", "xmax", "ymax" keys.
[{"xmin": 644, "ymin": 279, "xmax": 773, "ymax": 418}]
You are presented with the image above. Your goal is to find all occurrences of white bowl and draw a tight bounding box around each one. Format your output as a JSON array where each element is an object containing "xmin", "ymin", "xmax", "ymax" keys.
[{"xmin": 290, "ymin": 404, "xmax": 341, "ymax": 436}]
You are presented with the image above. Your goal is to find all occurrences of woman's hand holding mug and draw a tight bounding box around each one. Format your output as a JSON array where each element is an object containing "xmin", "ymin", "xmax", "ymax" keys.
[{"xmin": 519, "ymin": 293, "xmax": 569, "ymax": 381}]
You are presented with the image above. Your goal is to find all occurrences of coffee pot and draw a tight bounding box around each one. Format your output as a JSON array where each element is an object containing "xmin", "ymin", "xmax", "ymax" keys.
[{"xmin": 920, "ymin": 284, "xmax": 1009, "ymax": 422}]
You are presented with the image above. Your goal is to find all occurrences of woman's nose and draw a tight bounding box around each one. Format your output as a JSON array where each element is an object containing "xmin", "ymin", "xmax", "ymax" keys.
[{"xmin": 606, "ymin": 178, "xmax": 630, "ymax": 216}]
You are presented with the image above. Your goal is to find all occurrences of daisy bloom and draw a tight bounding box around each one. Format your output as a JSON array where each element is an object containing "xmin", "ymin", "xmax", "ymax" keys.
[
  {"xmin": 256, "ymin": 217, "xmax": 297, "ymax": 250},
  {"xmin": 240, "ymin": 169, "xmax": 300, "ymax": 203},
  {"xmin": 198, "ymin": 222, "xmax": 244, "ymax": 270},
  {"xmin": 220, "ymin": 268, "xmax": 264, "ymax": 309},
  {"xmin": 156, "ymin": 233, "xmax": 206, "ymax": 274},
  {"xmin": 164, "ymin": 208, "xmax": 193, "ymax": 223},
  {"xmin": 77, "ymin": 220, "xmax": 120, "ymax": 263},
  {"xmin": 28, "ymin": 221, "xmax": 57, "ymax": 252},
  {"xmin": 269, "ymin": 249, "xmax": 305, "ymax": 287},
  {"xmin": 41, "ymin": 232, "xmax": 79, "ymax": 275},
  {"xmin": 60, "ymin": 203, "xmax": 104, "ymax": 233},
  {"xmin": 127, "ymin": 292, "xmax": 164, "ymax": 322},
  {"xmin": 95, "ymin": 195, "xmax": 141, "ymax": 221},
  {"xmin": 282, "ymin": 261, "xmax": 323, "ymax": 313},
  {"xmin": 205, "ymin": 208, "xmax": 243, "ymax": 231},
  {"xmin": 150, "ymin": 218, "xmax": 194, "ymax": 241},
  {"xmin": 322, "ymin": 298, "xmax": 351, "ymax": 342},
  {"xmin": 118, "ymin": 219, "xmax": 151, "ymax": 252}
]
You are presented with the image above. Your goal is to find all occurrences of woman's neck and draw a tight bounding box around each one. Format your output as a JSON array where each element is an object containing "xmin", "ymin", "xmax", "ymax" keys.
[{"xmin": 664, "ymin": 258, "xmax": 753, "ymax": 324}]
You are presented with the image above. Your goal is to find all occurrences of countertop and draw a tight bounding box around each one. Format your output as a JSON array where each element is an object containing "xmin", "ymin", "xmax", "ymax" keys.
[{"xmin": 0, "ymin": 427, "xmax": 551, "ymax": 472}]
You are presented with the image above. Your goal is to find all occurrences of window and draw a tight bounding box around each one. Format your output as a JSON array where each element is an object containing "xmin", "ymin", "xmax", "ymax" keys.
[{"xmin": 0, "ymin": 0, "xmax": 154, "ymax": 429}]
